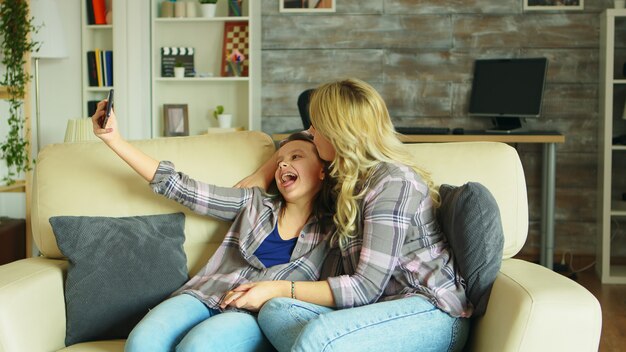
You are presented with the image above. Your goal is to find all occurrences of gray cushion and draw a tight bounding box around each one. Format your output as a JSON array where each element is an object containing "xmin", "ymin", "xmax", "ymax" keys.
[
  {"xmin": 49, "ymin": 213, "xmax": 188, "ymax": 346},
  {"xmin": 437, "ymin": 183, "xmax": 504, "ymax": 316}
]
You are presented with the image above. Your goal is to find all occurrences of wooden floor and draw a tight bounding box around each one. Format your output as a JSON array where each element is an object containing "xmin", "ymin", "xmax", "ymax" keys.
[{"xmin": 573, "ymin": 269, "xmax": 626, "ymax": 352}]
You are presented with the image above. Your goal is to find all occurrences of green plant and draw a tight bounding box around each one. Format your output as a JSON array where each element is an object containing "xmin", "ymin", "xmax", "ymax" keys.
[
  {"xmin": 199, "ymin": 0, "xmax": 219, "ymax": 4},
  {"xmin": 213, "ymin": 105, "xmax": 224, "ymax": 119},
  {"xmin": 0, "ymin": 0, "xmax": 38, "ymax": 184},
  {"xmin": 175, "ymin": 60, "xmax": 184, "ymax": 68}
]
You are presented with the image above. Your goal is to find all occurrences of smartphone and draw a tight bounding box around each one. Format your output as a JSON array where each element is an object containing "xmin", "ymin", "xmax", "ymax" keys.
[{"xmin": 100, "ymin": 89, "xmax": 114, "ymax": 128}]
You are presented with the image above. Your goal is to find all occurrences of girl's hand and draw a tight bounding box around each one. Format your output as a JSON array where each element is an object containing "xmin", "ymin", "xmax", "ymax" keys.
[
  {"xmin": 222, "ymin": 281, "xmax": 287, "ymax": 312},
  {"xmin": 91, "ymin": 99, "xmax": 121, "ymax": 143},
  {"xmin": 219, "ymin": 289, "xmax": 247, "ymax": 309}
]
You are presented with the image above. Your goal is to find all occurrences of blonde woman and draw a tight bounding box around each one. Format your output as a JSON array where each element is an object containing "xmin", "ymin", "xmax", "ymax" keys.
[{"xmin": 230, "ymin": 78, "xmax": 472, "ymax": 351}]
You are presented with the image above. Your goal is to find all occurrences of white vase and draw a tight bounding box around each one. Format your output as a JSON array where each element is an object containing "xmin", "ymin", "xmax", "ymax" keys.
[
  {"xmin": 200, "ymin": 3, "xmax": 216, "ymax": 18},
  {"xmin": 217, "ymin": 114, "xmax": 232, "ymax": 128},
  {"xmin": 174, "ymin": 67, "xmax": 185, "ymax": 78}
]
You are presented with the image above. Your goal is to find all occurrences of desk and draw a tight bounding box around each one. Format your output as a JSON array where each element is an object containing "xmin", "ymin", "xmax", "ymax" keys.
[{"xmin": 273, "ymin": 133, "xmax": 565, "ymax": 269}]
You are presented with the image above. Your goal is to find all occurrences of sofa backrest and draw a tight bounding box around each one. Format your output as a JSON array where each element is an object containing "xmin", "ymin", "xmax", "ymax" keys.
[
  {"xmin": 406, "ymin": 142, "xmax": 528, "ymax": 259},
  {"xmin": 32, "ymin": 131, "xmax": 276, "ymax": 275},
  {"xmin": 32, "ymin": 134, "xmax": 527, "ymax": 275}
]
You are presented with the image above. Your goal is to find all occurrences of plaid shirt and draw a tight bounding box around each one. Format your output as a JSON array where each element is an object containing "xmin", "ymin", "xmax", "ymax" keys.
[
  {"xmin": 150, "ymin": 161, "xmax": 331, "ymax": 311},
  {"xmin": 320, "ymin": 162, "xmax": 472, "ymax": 318}
]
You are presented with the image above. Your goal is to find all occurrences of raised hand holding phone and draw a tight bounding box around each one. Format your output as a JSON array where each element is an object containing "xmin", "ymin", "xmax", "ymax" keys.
[
  {"xmin": 91, "ymin": 89, "xmax": 120, "ymax": 144},
  {"xmin": 100, "ymin": 89, "xmax": 114, "ymax": 128}
]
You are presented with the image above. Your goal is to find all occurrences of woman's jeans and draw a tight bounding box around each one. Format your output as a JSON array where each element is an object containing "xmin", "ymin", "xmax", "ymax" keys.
[
  {"xmin": 125, "ymin": 294, "xmax": 273, "ymax": 352},
  {"xmin": 258, "ymin": 296, "xmax": 469, "ymax": 352}
]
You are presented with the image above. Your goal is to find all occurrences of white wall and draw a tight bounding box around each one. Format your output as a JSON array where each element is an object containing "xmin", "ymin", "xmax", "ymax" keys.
[{"xmin": 0, "ymin": 0, "xmax": 151, "ymax": 218}]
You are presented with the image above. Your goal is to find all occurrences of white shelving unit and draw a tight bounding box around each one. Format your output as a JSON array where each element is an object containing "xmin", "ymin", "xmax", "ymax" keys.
[
  {"xmin": 597, "ymin": 9, "xmax": 626, "ymax": 284},
  {"xmin": 150, "ymin": 0, "xmax": 261, "ymax": 137}
]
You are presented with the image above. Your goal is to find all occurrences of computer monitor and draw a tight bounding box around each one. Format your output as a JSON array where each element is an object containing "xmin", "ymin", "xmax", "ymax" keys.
[{"xmin": 468, "ymin": 58, "xmax": 548, "ymax": 132}]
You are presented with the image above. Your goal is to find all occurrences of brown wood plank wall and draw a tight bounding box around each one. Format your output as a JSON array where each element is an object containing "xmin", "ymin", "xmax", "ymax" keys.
[{"xmin": 259, "ymin": 0, "xmax": 620, "ymax": 257}]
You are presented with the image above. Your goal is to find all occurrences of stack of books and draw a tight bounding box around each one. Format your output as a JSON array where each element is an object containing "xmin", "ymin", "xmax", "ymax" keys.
[
  {"xmin": 85, "ymin": 0, "xmax": 108, "ymax": 25},
  {"xmin": 87, "ymin": 49, "xmax": 113, "ymax": 87}
]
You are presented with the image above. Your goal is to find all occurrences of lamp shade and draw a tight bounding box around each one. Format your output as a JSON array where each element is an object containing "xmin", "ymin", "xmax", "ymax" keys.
[{"xmin": 31, "ymin": 0, "xmax": 68, "ymax": 59}]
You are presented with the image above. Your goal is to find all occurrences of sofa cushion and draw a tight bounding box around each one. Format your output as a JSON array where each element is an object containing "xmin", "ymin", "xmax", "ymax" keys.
[
  {"xmin": 49, "ymin": 213, "xmax": 188, "ymax": 346},
  {"xmin": 437, "ymin": 182, "xmax": 504, "ymax": 316}
]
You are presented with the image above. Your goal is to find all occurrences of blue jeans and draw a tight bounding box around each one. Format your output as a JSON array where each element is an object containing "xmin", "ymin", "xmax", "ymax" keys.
[
  {"xmin": 257, "ymin": 296, "xmax": 469, "ymax": 352},
  {"xmin": 125, "ymin": 294, "xmax": 274, "ymax": 352}
]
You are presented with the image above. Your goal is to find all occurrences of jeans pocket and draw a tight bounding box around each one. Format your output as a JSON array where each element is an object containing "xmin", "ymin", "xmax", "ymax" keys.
[{"xmin": 288, "ymin": 303, "xmax": 324, "ymax": 327}]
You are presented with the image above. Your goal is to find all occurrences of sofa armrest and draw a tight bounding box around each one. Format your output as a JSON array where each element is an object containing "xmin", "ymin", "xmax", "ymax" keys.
[
  {"xmin": 467, "ymin": 259, "xmax": 601, "ymax": 352},
  {"xmin": 0, "ymin": 257, "xmax": 68, "ymax": 352}
]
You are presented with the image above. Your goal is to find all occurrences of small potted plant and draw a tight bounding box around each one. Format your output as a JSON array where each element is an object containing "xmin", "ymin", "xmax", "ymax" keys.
[
  {"xmin": 199, "ymin": 0, "xmax": 218, "ymax": 18},
  {"xmin": 174, "ymin": 61, "xmax": 185, "ymax": 78},
  {"xmin": 213, "ymin": 105, "xmax": 232, "ymax": 128}
]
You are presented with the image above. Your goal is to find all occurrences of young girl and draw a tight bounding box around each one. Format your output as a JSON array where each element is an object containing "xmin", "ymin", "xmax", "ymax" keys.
[
  {"xmin": 91, "ymin": 102, "xmax": 334, "ymax": 352},
  {"xmin": 231, "ymin": 78, "xmax": 472, "ymax": 351}
]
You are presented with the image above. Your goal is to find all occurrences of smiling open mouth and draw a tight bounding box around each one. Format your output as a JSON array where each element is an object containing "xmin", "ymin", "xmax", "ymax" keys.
[{"xmin": 281, "ymin": 172, "xmax": 298, "ymax": 185}]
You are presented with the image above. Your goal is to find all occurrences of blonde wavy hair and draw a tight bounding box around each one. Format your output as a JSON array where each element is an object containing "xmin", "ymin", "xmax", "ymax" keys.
[{"xmin": 309, "ymin": 78, "xmax": 440, "ymax": 249}]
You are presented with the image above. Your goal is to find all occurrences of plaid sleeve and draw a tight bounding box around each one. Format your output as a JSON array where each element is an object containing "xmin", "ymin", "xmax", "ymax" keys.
[
  {"xmin": 327, "ymin": 174, "xmax": 425, "ymax": 308},
  {"xmin": 150, "ymin": 161, "xmax": 253, "ymax": 220}
]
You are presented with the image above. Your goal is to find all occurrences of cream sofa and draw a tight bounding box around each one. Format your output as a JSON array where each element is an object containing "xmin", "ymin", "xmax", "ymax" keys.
[{"xmin": 0, "ymin": 131, "xmax": 601, "ymax": 352}]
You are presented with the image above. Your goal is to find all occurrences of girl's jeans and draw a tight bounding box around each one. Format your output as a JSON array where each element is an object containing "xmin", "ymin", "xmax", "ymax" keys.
[
  {"xmin": 258, "ymin": 295, "xmax": 469, "ymax": 352},
  {"xmin": 125, "ymin": 294, "xmax": 273, "ymax": 352}
]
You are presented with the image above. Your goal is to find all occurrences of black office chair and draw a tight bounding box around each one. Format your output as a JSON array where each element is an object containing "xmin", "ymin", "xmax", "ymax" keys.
[{"xmin": 297, "ymin": 89, "xmax": 314, "ymax": 129}]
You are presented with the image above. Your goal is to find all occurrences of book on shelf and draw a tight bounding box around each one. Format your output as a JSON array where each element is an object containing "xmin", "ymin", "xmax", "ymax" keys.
[
  {"xmin": 101, "ymin": 50, "xmax": 108, "ymax": 86},
  {"xmin": 85, "ymin": 0, "xmax": 95, "ymax": 25},
  {"xmin": 92, "ymin": 0, "xmax": 107, "ymax": 25},
  {"xmin": 95, "ymin": 49, "xmax": 103, "ymax": 86},
  {"xmin": 161, "ymin": 47, "xmax": 195, "ymax": 77},
  {"xmin": 105, "ymin": 51, "xmax": 113, "ymax": 86},
  {"xmin": 87, "ymin": 100, "xmax": 99, "ymax": 117},
  {"xmin": 100, "ymin": 50, "xmax": 109, "ymax": 87},
  {"xmin": 87, "ymin": 51, "xmax": 98, "ymax": 86}
]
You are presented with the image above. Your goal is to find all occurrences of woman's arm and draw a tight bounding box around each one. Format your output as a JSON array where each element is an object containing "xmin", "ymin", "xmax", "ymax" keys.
[
  {"xmin": 92, "ymin": 100, "xmax": 159, "ymax": 181},
  {"xmin": 234, "ymin": 150, "xmax": 278, "ymax": 190},
  {"xmin": 221, "ymin": 280, "xmax": 334, "ymax": 312},
  {"xmin": 326, "ymin": 176, "xmax": 421, "ymax": 309},
  {"xmin": 92, "ymin": 99, "xmax": 251, "ymax": 219}
]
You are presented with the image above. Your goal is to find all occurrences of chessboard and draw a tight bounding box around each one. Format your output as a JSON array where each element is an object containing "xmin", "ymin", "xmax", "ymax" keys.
[{"xmin": 221, "ymin": 21, "xmax": 249, "ymax": 77}]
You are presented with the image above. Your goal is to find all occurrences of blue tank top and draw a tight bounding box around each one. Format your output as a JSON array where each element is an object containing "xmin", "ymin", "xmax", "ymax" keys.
[{"xmin": 254, "ymin": 226, "xmax": 298, "ymax": 267}]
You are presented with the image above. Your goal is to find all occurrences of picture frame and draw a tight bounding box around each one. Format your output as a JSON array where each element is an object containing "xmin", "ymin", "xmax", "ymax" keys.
[
  {"xmin": 279, "ymin": 0, "xmax": 335, "ymax": 13},
  {"xmin": 523, "ymin": 0, "xmax": 583, "ymax": 11},
  {"xmin": 163, "ymin": 104, "xmax": 189, "ymax": 136}
]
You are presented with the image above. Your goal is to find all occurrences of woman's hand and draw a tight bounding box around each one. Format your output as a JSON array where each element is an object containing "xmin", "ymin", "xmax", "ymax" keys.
[
  {"xmin": 220, "ymin": 281, "xmax": 288, "ymax": 312},
  {"xmin": 91, "ymin": 99, "xmax": 121, "ymax": 144}
]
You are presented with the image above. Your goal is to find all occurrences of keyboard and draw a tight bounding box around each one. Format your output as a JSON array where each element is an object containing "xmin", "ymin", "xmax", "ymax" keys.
[{"xmin": 394, "ymin": 126, "xmax": 450, "ymax": 135}]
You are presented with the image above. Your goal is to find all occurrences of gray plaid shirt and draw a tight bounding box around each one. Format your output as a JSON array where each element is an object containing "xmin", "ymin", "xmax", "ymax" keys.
[
  {"xmin": 320, "ymin": 162, "xmax": 472, "ymax": 318},
  {"xmin": 150, "ymin": 161, "xmax": 331, "ymax": 311}
]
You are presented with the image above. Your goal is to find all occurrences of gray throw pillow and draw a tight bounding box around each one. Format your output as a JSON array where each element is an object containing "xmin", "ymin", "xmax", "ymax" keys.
[
  {"xmin": 437, "ymin": 183, "xmax": 504, "ymax": 316},
  {"xmin": 49, "ymin": 213, "xmax": 188, "ymax": 346}
]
